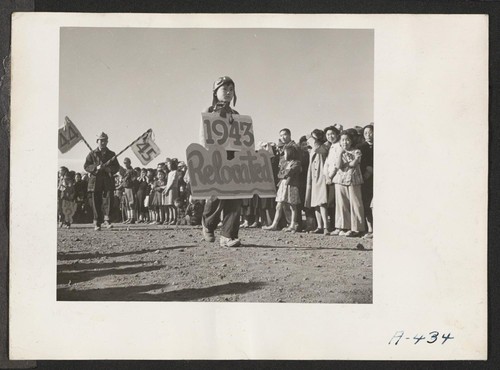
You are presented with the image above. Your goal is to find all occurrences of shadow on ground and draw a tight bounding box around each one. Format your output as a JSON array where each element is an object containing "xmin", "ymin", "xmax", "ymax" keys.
[
  {"xmin": 57, "ymin": 264, "xmax": 166, "ymax": 285},
  {"xmin": 243, "ymin": 244, "xmax": 372, "ymax": 251},
  {"xmin": 57, "ymin": 260, "xmax": 143, "ymax": 272},
  {"xmin": 57, "ymin": 281, "xmax": 266, "ymax": 301},
  {"xmin": 57, "ymin": 244, "xmax": 199, "ymax": 261},
  {"xmin": 57, "ymin": 283, "xmax": 166, "ymax": 301}
]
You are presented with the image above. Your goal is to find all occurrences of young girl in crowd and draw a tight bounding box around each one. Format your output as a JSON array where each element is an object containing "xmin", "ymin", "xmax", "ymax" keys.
[
  {"xmin": 145, "ymin": 169, "xmax": 155, "ymax": 223},
  {"xmin": 163, "ymin": 159, "xmax": 180, "ymax": 225},
  {"xmin": 73, "ymin": 172, "xmax": 88, "ymax": 223},
  {"xmin": 150, "ymin": 170, "xmax": 167, "ymax": 224},
  {"xmin": 114, "ymin": 173, "xmax": 125, "ymax": 222},
  {"xmin": 57, "ymin": 166, "xmax": 69, "ymax": 227},
  {"xmin": 331, "ymin": 131, "xmax": 366, "ymax": 237},
  {"xmin": 263, "ymin": 145, "xmax": 302, "ymax": 232},
  {"xmin": 323, "ymin": 125, "xmax": 342, "ymax": 229},
  {"xmin": 135, "ymin": 168, "xmax": 149, "ymax": 223},
  {"xmin": 59, "ymin": 171, "xmax": 77, "ymax": 228},
  {"xmin": 304, "ymin": 129, "xmax": 330, "ymax": 235},
  {"xmin": 121, "ymin": 157, "xmax": 137, "ymax": 224}
]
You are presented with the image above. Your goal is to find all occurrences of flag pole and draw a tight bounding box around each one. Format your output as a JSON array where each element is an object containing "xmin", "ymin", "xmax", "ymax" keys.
[{"xmin": 102, "ymin": 129, "xmax": 152, "ymax": 167}]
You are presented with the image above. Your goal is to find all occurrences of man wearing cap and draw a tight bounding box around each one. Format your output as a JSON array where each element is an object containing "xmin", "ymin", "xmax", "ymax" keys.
[
  {"xmin": 84, "ymin": 132, "xmax": 120, "ymax": 231},
  {"xmin": 277, "ymin": 128, "xmax": 299, "ymax": 227}
]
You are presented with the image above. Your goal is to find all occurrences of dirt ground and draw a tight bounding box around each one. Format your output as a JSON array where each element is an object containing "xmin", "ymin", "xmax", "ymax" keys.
[{"xmin": 57, "ymin": 224, "xmax": 372, "ymax": 304}]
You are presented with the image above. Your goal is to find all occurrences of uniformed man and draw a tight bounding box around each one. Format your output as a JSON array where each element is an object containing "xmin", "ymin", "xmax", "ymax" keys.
[{"xmin": 84, "ymin": 132, "xmax": 120, "ymax": 231}]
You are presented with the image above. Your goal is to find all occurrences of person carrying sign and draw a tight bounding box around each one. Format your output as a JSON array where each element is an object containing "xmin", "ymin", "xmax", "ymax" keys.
[
  {"xmin": 84, "ymin": 132, "xmax": 120, "ymax": 231},
  {"xmin": 201, "ymin": 76, "xmax": 243, "ymax": 248}
]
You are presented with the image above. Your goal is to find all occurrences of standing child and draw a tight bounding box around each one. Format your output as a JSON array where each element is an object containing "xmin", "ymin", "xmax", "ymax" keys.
[
  {"xmin": 331, "ymin": 131, "xmax": 366, "ymax": 237},
  {"xmin": 163, "ymin": 159, "xmax": 180, "ymax": 225},
  {"xmin": 57, "ymin": 166, "xmax": 69, "ymax": 227},
  {"xmin": 150, "ymin": 170, "xmax": 167, "ymax": 224},
  {"xmin": 263, "ymin": 146, "xmax": 302, "ymax": 232},
  {"xmin": 145, "ymin": 169, "xmax": 155, "ymax": 223},
  {"xmin": 120, "ymin": 157, "xmax": 137, "ymax": 224},
  {"xmin": 201, "ymin": 76, "xmax": 243, "ymax": 248},
  {"xmin": 59, "ymin": 171, "xmax": 77, "ymax": 228},
  {"xmin": 304, "ymin": 129, "xmax": 330, "ymax": 235},
  {"xmin": 73, "ymin": 172, "xmax": 87, "ymax": 223},
  {"xmin": 135, "ymin": 168, "xmax": 149, "ymax": 223}
]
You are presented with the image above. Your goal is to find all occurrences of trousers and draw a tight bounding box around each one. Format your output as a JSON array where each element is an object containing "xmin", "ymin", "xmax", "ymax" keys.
[
  {"xmin": 202, "ymin": 198, "xmax": 242, "ymax": 239},
  {"xmin": 91, "ymin": 190, "xmax": 113, "ymax": 225},
  {"xmin": 334, "ymin": 184, "xmax": 366, "ymax": 232}
]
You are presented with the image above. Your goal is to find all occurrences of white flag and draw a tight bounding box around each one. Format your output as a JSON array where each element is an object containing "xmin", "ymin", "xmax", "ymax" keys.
[
  {"xmin": 58, "ymin": 116, "xmax": 83, "ymax": 153},
  {"xmin": 131, "ymin": 129, "xmax": 161, "ymax": 165}
]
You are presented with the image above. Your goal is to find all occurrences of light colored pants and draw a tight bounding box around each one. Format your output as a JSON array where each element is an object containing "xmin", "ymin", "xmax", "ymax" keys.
[
  {"xmin": 62, "ymin": 200, "xmax": 77, "ymax": 224},
  {"xmin": 334, "ymin": 184, "xmax": 366, "ymax": 232}
]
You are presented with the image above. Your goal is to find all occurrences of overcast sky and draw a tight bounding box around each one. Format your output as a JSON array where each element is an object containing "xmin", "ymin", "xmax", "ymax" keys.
[{"xmin": 58, "ymin": 27, "xmax": 373, "ymax": 170}]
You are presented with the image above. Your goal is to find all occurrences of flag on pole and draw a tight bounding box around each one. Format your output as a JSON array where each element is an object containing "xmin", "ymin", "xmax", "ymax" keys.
[
  {"xmin": 131, "ymin": 129, "xmax": 161, "ymax": 165},
  {"xmin": 58, "ymin": 116, "xmax": 83, "ymax": 153}
]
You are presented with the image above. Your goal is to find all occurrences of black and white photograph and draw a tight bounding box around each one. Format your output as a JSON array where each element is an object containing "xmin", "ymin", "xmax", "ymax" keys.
[
  {"xmin": 56, "ymin": 27, "xmax": 374, "ymax": 303},
  {"xmin": 9, "ymin": 13, "xmax": 487, "ymax": 360}
]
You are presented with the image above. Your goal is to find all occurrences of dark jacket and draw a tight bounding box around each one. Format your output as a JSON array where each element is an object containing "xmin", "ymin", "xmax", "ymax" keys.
[
  {"xmin": 84, "ymin": 147, "xmax": 120, "ymax": 192},
  {"xmin": 357, "ymin": 141, "xmax": 373, "ymax": 174},
  {"xmin": 277, "ymin": 159, "xmax": 302, "ymax": 187}
]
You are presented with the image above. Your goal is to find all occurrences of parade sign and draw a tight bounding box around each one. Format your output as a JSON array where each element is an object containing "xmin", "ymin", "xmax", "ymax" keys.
[
  {"xmin": 58, "ymin": 116, "xmax": 83, "ymax": 153},
  {"xmin": 131, "ymin": 129, "xmax": 161, "ymax": 165},
  {"xmin": 200, "ymin": 112, "xmax": 255, "ymax": 152},
  {"xmin": 186, "ymin": 143, "xmax": 276, "ymax": 200}
]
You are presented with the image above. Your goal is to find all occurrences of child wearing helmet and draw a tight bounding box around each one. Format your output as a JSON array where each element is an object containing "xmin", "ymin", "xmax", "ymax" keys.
[{"xmin": 201, "ymin": 76, "xmax": 242, "ymax": 248}]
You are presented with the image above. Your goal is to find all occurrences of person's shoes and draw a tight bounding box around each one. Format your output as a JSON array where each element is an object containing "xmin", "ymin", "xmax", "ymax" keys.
[
  {"xmin": 309, "ymin": 228, "xmax": 323, "ymax": 234},
  {"xmin": 362, "ymin": 232, "xmax": 373, "ymax": 239},
  {"xmin": 249, "ymin": 221, "xmax": 261, "ymax": 228},
  {"xmin": 203, "ymin": 227, "xmax": 215, "ymax": 242},
  {"xmin": 129, "ymin": 219, "xmax": 136, "ymax": 224},
  {"xmin": 102, "ymin": 221, "xmax": 113, "ymax": 229},
  {"xmin": 339, "ymin": 230, "xmax": 349, "ymax": 236},
  {"xmin": 330, "ymin": 229, "xmax": 341, "ymax": 236},
  {"xmin": 240, "ymin": 221, "xmax": 249, "ymax": 228},
  {"xmin": 220, "ymin": 236, "xmax": 241, "ymax": 248},
  {"xmin": 323, "ymin": 228, "xmax": 330, "ymax": 235},
  {"xmin": 123, "ymin": 219, "xmax": 130, "ymax": 224},
  {"xmin": 94, "ymin": 225, "xmax": 101, "ymax": 231},
  {"xmin": 345, "ymin": 230, "xmax": 359, "ymax": 237},
  {"xmin": 262, "ymin": 225, "xmax": 279, "ymax": 231}
]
